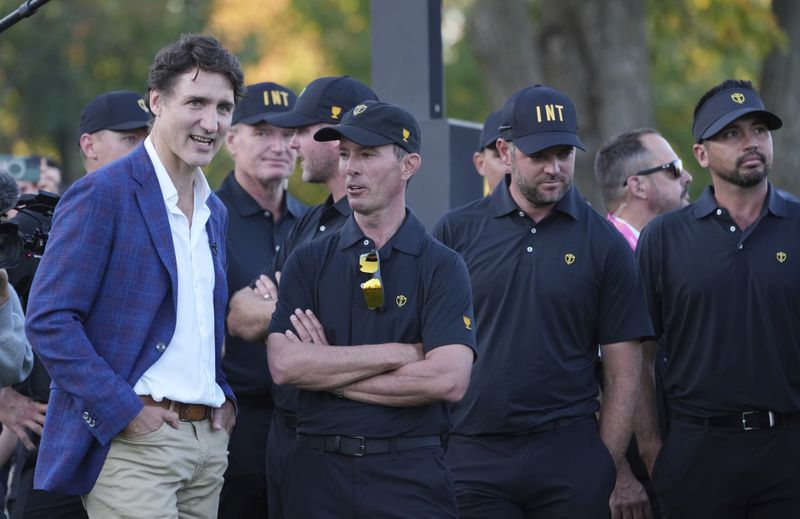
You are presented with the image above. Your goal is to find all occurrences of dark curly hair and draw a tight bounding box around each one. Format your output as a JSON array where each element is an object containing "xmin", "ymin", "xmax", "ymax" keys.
[{"xmin": 145, "ymin": 33, "xmax": 245, "ymax": 110}]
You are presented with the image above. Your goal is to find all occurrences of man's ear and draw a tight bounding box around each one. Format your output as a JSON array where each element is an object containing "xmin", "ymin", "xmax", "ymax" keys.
[
  {"xmin": 496, "ymin": 138, "xmax": 513, "ymax": 166},
  {"xmin": 225, "ymin": 126, "xmax": 239, "ymax": 155},
  {"xmin": 693, "ymin": 142, "xmax": 709, "ymax": 168},
  {"xmin": 626, "ymin": 175, "xmax": 648, "ymax": 200},
  {"xmin": 472, "ymin": 151, "xmax": 486, "ymax": 177},
  {"xmin": 79, "ymin": 133, "xmax": 97, "ymax": 160},
  {"xmin": 400, "ymin": 153, "xmax": 421, "ymax": 182}
]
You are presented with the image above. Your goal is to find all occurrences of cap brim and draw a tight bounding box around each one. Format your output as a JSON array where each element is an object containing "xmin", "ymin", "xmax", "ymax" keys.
[
  {"xmin": 101, "ymin": 120, "xmax": 151, "ymax": 132},
  {"xmin": 314, "ymin": 125, "xmax": 395, "ymax": 148},
  {"xmin": 698, "ymin": 108, "xmax": 783, "ymax": 141},
  {"xmin": 268, "ymin": 110, "xmax": 321, "ymax": 128},
  {"xmin": 513, "ymin": 132, "xmax": 585, "ymax": 155},
  {"xmin": 235, "ymin": 112, "xmax": 293, "ymax": 126}
]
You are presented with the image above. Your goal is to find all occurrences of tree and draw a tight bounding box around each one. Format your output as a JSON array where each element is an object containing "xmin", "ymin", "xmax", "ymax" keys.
[
  {"xmin": 0, "ymin": 0, "xmax": 211, "ymax": 183},
  {"xmin": 761, "ymin": 0, "xmax": 800, "ymax": 196}
]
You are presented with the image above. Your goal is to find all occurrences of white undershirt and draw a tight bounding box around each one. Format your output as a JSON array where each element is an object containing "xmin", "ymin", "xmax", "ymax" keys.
[{"xmin": 133, "ymin": 137, "xmax": 225, "ymax": 406}]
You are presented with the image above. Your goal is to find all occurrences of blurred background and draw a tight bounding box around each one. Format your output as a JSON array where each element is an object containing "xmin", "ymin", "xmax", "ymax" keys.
[{"xmin": 0, "ymin": 0, "xmax": 796, "ymax": 209}]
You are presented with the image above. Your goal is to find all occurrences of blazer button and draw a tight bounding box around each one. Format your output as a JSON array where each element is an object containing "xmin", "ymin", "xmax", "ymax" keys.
[
  {"xmin": 156, "ymin": 342, "xmax": 167, "ymax": 353},
  {"xmin": 88, "ymin": 419, "xmax": 96, "ymax": 427},
  {"xmin": 82, "ymin": 411, "xmax": 90, "ymax": 421}
]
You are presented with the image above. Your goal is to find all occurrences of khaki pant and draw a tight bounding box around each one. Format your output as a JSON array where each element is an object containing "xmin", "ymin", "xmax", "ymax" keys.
[{"xmin": 83, "ymin": 419, "xmax": 230, "ymax": 519}]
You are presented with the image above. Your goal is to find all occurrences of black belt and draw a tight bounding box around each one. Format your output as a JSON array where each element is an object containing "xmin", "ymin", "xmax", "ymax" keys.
[
  {"xmin": 275, "ymin": 408, "xmax": 297, "ymax": 429},
  {"xmin": 298, "ymin": 434, "xmax": 442, "ymax": 457},
  {"xmin": 673, "ymin": 410, "xmax": 800, "ymax": 431}
]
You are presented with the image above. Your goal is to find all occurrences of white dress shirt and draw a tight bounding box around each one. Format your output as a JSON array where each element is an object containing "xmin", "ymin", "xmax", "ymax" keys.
[{"xmin": 133, "ymin": 137, "xmax": 225, "ymax": 406}]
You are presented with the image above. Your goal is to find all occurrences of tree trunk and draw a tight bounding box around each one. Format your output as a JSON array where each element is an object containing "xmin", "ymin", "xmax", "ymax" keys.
[
  {"xmin": 761, "ymin": 0, "xmax": 800, "ymax": 197},
  {"xmin": 465, "ymin": 0, "xmax": 541, "ymax": 108}
]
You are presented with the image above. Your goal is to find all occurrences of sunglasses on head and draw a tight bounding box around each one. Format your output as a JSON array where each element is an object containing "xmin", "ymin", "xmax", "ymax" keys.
[
  {"xmin": 359, "ymin": 250, "xmax": 384, "ymax": 310},
  {"xmin": 623, "ymin": 159, "xmax": 683, "ymax": 186}
]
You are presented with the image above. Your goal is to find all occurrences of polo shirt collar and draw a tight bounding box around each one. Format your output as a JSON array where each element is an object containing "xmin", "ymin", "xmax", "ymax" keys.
[
  {"xmin": 692, "ymin": 183, "xmax": 787, "ymax": 219},
  {"xmin": 338, "ymin": 209, "xmax": 425, "ymax": 256},
  {"xmin": 221, "ymin": 172, "xmax": 305, "ymax": 219},
  {"xmin": 326, "ymin": 194, "xmax": 352, "ymax": 218},
  {"xmin": 490, "ymin": 175, "xmax": 580, "ymax": 221}
]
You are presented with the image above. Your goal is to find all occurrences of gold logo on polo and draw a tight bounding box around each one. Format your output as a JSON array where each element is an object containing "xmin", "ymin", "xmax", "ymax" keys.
[
  {"xmin": 777, "ymin": 251, "xmax": 787, "ymax": 263},
  {"xmin": 731, "ymin": 92, "xmax": 745, "ymax": 104},
  {"xmin": 331, "ymin": 106, "xmax": 342, "ymax": 119},
  {"xmin": 396, "ymin": 295, "xmax": 407, "ymax": 307},
  {"xmin": 564, "ymin": 253, "xmax": 576, "ymax": 265},
  {"xmin": 353, "ymin": 104, "xmax": 368, "ymax": 116},
  {"xmin": 137, "ymin": 99, "xmax": 149, "ymax": 113},
  {"xmin": 463, "ymin": 315, "xmax": 472, "ymax": 330},
  {"xmin": 402, "ymin": 128, "xmax": 410, "ymax": 142}
]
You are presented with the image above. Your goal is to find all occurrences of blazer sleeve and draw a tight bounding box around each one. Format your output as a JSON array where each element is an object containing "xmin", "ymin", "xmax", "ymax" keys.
[{"xmin": 25, "ymin": 175, "xmax": 143, "ymax": 445}]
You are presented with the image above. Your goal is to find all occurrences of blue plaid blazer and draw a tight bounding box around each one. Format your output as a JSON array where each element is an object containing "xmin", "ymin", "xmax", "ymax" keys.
[{"xmin": 25, "ymin": 143, "xmax": 232, "ymax": 495}]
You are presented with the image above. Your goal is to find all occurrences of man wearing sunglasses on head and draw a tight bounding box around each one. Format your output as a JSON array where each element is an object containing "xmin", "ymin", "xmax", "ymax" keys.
[
  {"xmin": 596, "ymin": 128, "xmax": 693, "ymax": 251},
  {"xmin": 267, "ymin": 100, "xmax": 477, "ymax": 518},
  {"xmin": 433, "ymin": 85, "xmax": 654, "ymax": 519},
  {"xmin": 636, "ymin": 80, "xmax": 800, "ymax": 518}
]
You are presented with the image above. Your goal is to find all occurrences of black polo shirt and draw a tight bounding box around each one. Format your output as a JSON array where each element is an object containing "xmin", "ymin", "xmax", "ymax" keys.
[
  {"xmin": 269, "ymin": 194, "xmax": 351, "ymax": 276},
  {"xmin": 268, "ymin": 210, "xmax": 477, "ymax": 437},
  {"xmin": 637, "ymin": 184, "xmax": 800, "ymax": 417},
  {"xmin": 433, "ymin": 177, "xmax": 653, "ymax": 435},
  {"xmin": 216, "ymin": 172, "xmax": 307, "ymax": 397},
  {"xmin": 264, "ymin": 194, "xmax": 351, "ymax": 412}
]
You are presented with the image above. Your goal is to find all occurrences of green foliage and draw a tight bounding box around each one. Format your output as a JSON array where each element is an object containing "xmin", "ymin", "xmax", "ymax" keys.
[
  {"xmin": 0, "ymin": 0, "xmax": 212, "ymax": 181},
  {"xmin": 646, "ymin": 0, "xmax": 784, "ymax": 197}
]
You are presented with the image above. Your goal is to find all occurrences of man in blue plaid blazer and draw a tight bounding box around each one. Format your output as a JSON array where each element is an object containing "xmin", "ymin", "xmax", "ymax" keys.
[{"xmin": 25, "ymin": 34, "xmax": 245, "ymax": 517}]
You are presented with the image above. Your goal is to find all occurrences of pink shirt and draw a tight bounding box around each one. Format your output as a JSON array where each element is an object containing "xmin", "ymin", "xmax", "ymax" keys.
[{"xmin": 607, "ymin": 213, "xmax": 639, "ymax": 251}]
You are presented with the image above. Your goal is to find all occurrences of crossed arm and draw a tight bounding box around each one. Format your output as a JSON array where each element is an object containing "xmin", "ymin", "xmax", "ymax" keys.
[{"xmin": 267, "ymin": 309, "xmax": 474, "ymax": 407}]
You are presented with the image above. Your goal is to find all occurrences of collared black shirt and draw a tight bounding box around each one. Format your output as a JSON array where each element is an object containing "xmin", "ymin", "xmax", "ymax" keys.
[
  {"xmin": 268, "ymin": 210, "xmax": 477, "ymax": 436},
  {"xmin": 216, "ymin": 172, "xmax": 307, "ymax": 396},
  {"xmin": 637, "ymin": 184, "xmax": 800, "ymax": 416},
  {"xmin": 434, "ymin": 177, "xmax": 653, "ymax": 435},
  {"xmin": 265, "ymin": 194, "xmax": 351, "ymax": 412}
]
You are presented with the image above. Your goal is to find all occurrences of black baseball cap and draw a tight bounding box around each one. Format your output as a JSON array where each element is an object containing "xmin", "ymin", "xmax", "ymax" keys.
[
  {"xmin": 692, "ymin": 86, "xmax": 782, "ymax": 142},
  {"xmin": 232, "ymin": 82, "xmax": 296, "ymax": 125},
  {"xmin": 499, "ymin": 84, "xmax": 584, "ymax": 155},
  {"xmin": 479, "ymin": 109, "xmax": 503, "ymax": 150},
  {"xmin": 269, "ymin": 76, "xmax": 378, "ymax": 128},
  {"xmin": 79, "ymin": 90, "xmax": 151, "ymax": 136},
  {"xmin": 313, "ymin": 100, "xmax": 420, "ymax": 154}
]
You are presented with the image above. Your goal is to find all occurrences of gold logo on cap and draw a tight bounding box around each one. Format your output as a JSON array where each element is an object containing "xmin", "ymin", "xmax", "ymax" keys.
[
  {"xmin": 564, "ymin": 253, "xmax": 576, "ymax": 265},
  {"xmin": 137, "ymin": 99, "xmax": 149, "ymax": 113},
  {"xmin": 731, "ymin": 92, "xmax": 745, "ymax": 104},
  {"xmin": 463, "ymin": 315, "xmax": 472, "ymax": 330},
  {"xmin": 353, "ymin": 104, "xmax": 368, "ymax": 116},
  {"xmin": 396, "ymin": 295, "xmax": 407, "ymax": 307},
  {"xmin": 402, "ymin": 128, "xmax": 410, "ymax": 142},
  {"xmin": 331, "ymin": 106, "xmax": 342, "ymax": 119},
  {"xmin": 777, "ymin": 251, "xmax": 787, "ymax": 263}
]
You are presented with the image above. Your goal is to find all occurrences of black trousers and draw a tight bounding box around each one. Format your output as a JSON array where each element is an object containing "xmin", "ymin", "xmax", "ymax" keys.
[
  {"xmin": 282, "ymin": 440, "xmax": 457, "ymax": 518},
  {"xmin": 265, "ymin": 411, "xmax": 296, "ymax": 519},
  {"xmin": 446, "ymin": 419, "xmax": 616, "ymax": 519},
  {"xmin": 7, "ymin": 440, "xmax": 87, "ymax": 519},
  {"xmin": 217, "ymin": 395, "xmax": 272, "ymax": 519},
  {"xmin": 653, "ymin": 419, "xmax": 800, "ymax": 519}
]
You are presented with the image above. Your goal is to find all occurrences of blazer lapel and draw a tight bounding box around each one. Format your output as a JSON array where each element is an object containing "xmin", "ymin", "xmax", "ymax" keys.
[{"xmin": 130, "ymin": 145, "xmax": 179, "ymax": 302}]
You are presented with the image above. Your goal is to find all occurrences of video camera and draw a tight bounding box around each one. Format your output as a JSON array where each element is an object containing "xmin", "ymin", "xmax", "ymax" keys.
[{"xmin": 0, "ymin": 191, "xmax": 58, "ymax": 268}]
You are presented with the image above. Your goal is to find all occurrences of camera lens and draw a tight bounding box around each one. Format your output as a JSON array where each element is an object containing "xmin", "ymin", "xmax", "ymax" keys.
[{"xmin": 0, "ymin": 222, "xmax": 22, "ymax": 268}]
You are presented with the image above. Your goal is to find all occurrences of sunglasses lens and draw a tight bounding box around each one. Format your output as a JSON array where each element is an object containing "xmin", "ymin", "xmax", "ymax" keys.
[
  {"xmin": 672, "ymin": 159, "xmax": 683, "ymax": 178},
  {"xmin": 359, "ymin": 253, "xmax": 379, "ymax": 274},
  {"xmin": 361, "ymin": 278, "xmax": 383, "ymax": 309}
]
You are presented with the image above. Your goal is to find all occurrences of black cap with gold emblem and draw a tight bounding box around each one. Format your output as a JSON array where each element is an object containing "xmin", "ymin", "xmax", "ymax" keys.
[
  {"xmin": 269, "ymin": 76, "xmax": 378, "ymax": 128},
  {"xmin": 692, "ymin": 86, "xmax": 782, "ymax": 142},
  {"xmin": 313, "ymin": 100, "xmax": 421, "ymax": 154},
  {"xmin": 78, "ymin": 90, "xmax": 151, "ymax": 137},
  {"xmin": 232, "ymin": 82, "xmax": 296, "ymax": 125},
  {"xmin": 498, "ymin": 84, "xmax": 584, "ymax": 155}
]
